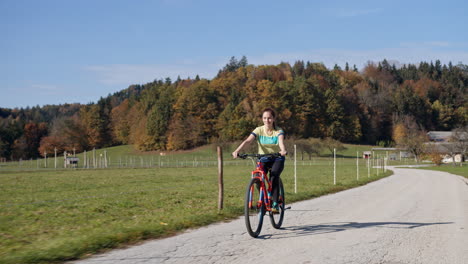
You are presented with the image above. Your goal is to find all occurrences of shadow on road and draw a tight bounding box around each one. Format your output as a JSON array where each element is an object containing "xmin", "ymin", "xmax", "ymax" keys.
[{"xmin": 258, "ymin": 221, "xmax": 453, "ymax": 239}]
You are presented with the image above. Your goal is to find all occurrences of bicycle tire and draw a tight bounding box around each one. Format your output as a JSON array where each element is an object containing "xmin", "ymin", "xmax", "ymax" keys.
[
  {"xmin": 269, "ymin": 178, "xmax": 285, "ymax": 229},
  {"xmin": 244, "ymin": 177, "xmax": 264, "ymax": 238}
]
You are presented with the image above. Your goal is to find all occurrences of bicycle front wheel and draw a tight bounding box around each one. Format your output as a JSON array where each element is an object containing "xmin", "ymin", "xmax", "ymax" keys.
[
  {"xmin": 245, "ymin": 177, "xmax": 265, "ymax": 238},
  {"xmin": 269, "ymin": 178, "xmax": 285, "ymax": 229}
]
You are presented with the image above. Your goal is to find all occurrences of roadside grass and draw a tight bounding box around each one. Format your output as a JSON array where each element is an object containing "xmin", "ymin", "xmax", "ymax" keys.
[
  {"xmin": 0, "ymin": 157, "xmax": 391, "ymax": 264},
  {"xmin": 416, "ymin": 164, "xmax": 468, "ymax": 178}
]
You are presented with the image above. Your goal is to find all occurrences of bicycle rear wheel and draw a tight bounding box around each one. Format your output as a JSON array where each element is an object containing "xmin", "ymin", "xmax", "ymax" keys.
[
  {"xmin": 245, "ymin": 177, "xmax": 265, "ymax": 238},
  {"xmin": 269, "ymin": 178, "xmax": 285, "ymax": 229}
]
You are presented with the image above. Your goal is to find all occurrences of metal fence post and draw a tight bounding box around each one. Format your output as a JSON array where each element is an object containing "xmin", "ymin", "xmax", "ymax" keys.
[
  {"xmin": 294, "ymin": 144, "xmax": 297, "ymax": 193},
  {"xmin": 356, "ymin": 151, "xmax": 359, "ymax": 181},
  {"xmin": 333, "ymin": 148, "xmax": 336, "ymax": 185},
  {"xmin": 217, "ymin": 146, "xmax": 224, "ymax": 211}
]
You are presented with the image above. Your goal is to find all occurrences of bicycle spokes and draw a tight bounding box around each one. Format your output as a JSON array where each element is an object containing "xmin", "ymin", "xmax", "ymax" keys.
[
  {"xmin": 269, "ymin": 178, "xmax": 285, "ymax": 229},
  {"xmin": 245, "ymin": 178, "xmax": 264, "ymax": 238}
]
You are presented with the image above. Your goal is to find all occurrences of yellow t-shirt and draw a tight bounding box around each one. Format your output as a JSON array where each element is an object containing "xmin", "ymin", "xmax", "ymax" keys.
[{"xmin": 251, "ymin": 125, "xmax": 285, "ymax": 154}]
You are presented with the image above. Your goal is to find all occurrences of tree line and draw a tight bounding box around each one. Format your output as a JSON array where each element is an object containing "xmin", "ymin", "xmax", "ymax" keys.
[{"xmin": 0, "ymin": 57, "xmax": 467, "ymax": 160}]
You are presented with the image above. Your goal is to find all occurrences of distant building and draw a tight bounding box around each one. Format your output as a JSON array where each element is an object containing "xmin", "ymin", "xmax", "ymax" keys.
[
  {"xmin": 426, "ymin": 131, "xmax": 453, "ymax": 142},
  {"xmin": 427, "ymin": 131, "xmax": 468, "ymax": 142},
  {"xmin": 363, "ymin": 151, "xmax": 372, "ymax": 159},
  {"xmin": 399, "ymin": 151, "xmax": 413, "ymax": 158},
  {"xmin": 426, "ymin": 131, "xmax": 467, "ymax": 163},
  {"xmin": 442, "ymin": 154, "xmax": 464, "ymax": 163},
  {"xmin": 65, "ymin": 157, "xmax": 79, "ymax": 168}
]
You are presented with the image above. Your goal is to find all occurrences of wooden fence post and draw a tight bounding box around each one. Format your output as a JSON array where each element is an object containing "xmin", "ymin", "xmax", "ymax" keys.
[{"xmin": 217, "ymin": 146, "xmax": 224, "ymax": 211}]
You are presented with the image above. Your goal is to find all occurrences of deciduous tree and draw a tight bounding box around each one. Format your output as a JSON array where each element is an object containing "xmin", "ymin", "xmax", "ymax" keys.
[
  {"xmin": 323, "ymin": 137, "xmax": 347, "ymax": 156},
  {"xmin": 393, "ymin": 117, "xmax": 427, "ymax": 163}
]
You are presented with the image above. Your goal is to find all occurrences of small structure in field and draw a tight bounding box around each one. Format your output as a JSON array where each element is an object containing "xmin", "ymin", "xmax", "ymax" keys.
[
  {"xmin": 363, "ymin": 151, "xmax": 372, "ymax": 159},
  {"xmin": 65, "ymin": 157, "xmax": 79, "ymax": 168}
]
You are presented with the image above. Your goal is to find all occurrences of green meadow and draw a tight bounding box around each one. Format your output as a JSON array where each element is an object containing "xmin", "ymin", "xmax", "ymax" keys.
[
  {"xmin": 0, "ymin": 145, "xmax": 392, "ymax": 263},
  {"xmin": 417, "ymin": 164, "xmax": 468, "ymax": 178}
]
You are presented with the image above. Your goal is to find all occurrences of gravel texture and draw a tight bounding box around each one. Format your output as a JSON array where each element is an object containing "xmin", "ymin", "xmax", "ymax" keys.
[{"xmin": 72, "ymin": 167, "xmax": 468, "ymax": 264}]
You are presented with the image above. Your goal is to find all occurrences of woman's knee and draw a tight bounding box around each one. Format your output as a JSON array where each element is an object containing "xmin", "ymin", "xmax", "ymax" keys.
[
  {"xmin": 271, "ymin": 163, "xmax": 284, "ymax": 176},
  {"xmin": 270, "ymin": 169, "xmax": 281, "ymax": 178}
]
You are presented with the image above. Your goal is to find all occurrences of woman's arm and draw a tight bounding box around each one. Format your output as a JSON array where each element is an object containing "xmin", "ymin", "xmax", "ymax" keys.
[
  {"xmin": 232, "ymin": 134, "xmax": 256, "ymax": 158},
  {"xmin": 278, "ymin": 134, "xmax": 288, "ymax": 156}
]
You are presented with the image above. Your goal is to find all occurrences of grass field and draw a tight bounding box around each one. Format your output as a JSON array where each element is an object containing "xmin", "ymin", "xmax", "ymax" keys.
[
  {"xmin": 416, "ymin": 164, "xmax": 468, "ymax": 178},
  {"xmin": 0, "ymin": 145, "xmax": 392, "ymax": 263}
]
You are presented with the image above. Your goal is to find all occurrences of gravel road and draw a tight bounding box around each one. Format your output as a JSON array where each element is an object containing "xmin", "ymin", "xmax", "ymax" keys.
[{"xmin": 73, "ymin": 167, "xmax": 468, "ymax": 264}]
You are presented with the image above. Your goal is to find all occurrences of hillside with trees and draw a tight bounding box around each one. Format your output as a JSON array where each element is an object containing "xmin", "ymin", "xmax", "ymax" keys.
[{"xmin": 1, "ymin": 57, "xmax": 467, "ymax": 160}]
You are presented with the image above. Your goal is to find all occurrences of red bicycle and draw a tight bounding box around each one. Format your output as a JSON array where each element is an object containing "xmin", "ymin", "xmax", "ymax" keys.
[{"xmin": 238, "ymin": 153, "xmax": 286, "ymax": 238}]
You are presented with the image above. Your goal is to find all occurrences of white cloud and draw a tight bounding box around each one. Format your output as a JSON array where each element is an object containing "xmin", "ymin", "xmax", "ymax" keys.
[
  {"xmin": 85, "ymin": 63, "xmax": 219, "ymax": 86},
  {"xmin": 7, "ymin": 83, "xmax": 67, "ymax": 96},
  {"xmin": 401, "ymin": 41, "xmax": 452, "ymax": 48},
  {"xmin": 321, "ymin": 7, "xmax": 383, "ymax": 18},
  {"xmin": 84, "ymin": 44, "xmax": 468, "ymax": 87},
  {"xmin": 30, "ymin": 84, "xmax": 60, "ymax": 92},
  {"xmin": 424, "ymin": 41, "xmax": 451, "ymax": 47},
  {"xmin": 336, "ymin": 8, "xmax": 383, "ymax": 17},
  {"xmin": 248, "ymin": 45, "xmax": 468, "ymax": 70}
]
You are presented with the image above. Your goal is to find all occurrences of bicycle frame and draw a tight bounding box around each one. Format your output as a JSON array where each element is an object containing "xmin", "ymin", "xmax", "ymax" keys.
[{"xmin": 249, "ymin": 159, "xmax": 273, "ymax": 212}]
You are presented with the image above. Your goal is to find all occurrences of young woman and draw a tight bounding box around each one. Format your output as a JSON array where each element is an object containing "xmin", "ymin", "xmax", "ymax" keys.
[{"xmin": 232, "ymin": 108, "xmax": 287, "ymax": 212}]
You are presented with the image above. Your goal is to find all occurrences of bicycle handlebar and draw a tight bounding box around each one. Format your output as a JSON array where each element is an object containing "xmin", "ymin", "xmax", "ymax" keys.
[{"xmin": 237, "ymin": 153, "xmax": 282, "ymax": 160}]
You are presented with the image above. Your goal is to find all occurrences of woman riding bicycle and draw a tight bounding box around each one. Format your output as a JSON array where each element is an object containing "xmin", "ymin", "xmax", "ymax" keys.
[{"xmin": 232, "ymin": 108, "xmax": 288, "ymax": 213}]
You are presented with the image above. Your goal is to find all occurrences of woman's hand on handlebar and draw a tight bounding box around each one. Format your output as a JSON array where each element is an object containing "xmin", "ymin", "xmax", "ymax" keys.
[
  {"xmin": 280, "ymin": 150, "xmax": 288, "ymax": 156},
  {"xmin": 232, "ymin": 151, "xmax": 239, "ymax": 159}
]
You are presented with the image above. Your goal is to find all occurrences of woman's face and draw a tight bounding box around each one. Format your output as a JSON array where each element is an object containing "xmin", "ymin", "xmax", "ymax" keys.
[{"xmin": 262, "ymin": 111, "xmax": 275, "ymax": 128}]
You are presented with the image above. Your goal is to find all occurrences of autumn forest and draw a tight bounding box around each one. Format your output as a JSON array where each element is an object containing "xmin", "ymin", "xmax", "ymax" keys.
[{"xmin": 1, "ymin": 57, "xmax": 467, "ymax": 160}]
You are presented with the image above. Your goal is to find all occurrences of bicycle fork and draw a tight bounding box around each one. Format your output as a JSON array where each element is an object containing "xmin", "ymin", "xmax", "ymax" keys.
[{"xmin": 248, "ymin": 180, "xmax": 269, "ymax": 211}]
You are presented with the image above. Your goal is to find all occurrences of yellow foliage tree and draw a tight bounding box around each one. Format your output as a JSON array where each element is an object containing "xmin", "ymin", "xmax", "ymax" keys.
[{"xmin": 392, "ymin": 122, "xmax": 407, "ymax": 144}]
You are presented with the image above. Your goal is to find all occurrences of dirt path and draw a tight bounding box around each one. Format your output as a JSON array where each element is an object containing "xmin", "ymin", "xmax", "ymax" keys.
[{"xmin": 72, "ymin": 167, "xmax": 468, "ymax": 264}]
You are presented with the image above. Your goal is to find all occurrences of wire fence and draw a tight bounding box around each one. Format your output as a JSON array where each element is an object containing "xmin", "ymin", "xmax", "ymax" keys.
[
  {"xmin": 0, "ymin": 152, "xmax": 413, "ymax": 171},
  {"xmin": 0, "ymin": 149, "xmax": 399, "ymax": 209},
  {"xmin": 0, "ymin": 155, "xmax": 256, "ymax": 169}
]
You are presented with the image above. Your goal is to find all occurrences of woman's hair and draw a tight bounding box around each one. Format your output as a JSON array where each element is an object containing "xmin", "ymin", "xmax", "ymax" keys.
[{"xmin": 262, "ymin": 108, "xmax": 278, "ymax": 129}]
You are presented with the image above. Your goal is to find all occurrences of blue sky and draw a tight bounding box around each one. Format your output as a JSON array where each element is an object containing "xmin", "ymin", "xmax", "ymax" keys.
[{"xmin": 1, "ymin": 0, "xmax": 467, "ymax": 109}]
